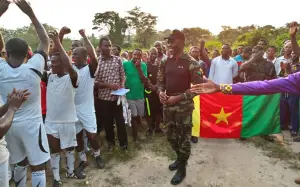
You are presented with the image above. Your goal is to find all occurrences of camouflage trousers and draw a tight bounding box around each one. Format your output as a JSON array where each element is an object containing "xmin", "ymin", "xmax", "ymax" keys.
[{"xmin": 164, "ymin": 107, "xmax": 192, "ymax": 163}]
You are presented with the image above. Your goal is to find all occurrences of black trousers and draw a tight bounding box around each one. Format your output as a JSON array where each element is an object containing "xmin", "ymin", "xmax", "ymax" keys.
[
  {"xmin": 96, "ymin": 99, "xmax": 128, "ymax": 147},
  {"xmin": 95, "ymin": 96, "xmax": 103, "ymax": 133}
]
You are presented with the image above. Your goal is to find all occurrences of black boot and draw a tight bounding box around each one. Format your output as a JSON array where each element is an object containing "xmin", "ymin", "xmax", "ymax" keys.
[
  {"xmin": 190, "ymin": 136, "xmax": 198, "ymax": 144},
  {"xmin": 168, "ymin": 160, "xmax": 180, "ymax": 171},
  {"xmin": 171, "ymin": 162, "xmax": 186, "ymax": 185}
]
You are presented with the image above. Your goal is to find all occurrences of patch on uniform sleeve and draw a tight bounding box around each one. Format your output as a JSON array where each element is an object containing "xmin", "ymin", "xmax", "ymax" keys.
[
  {"xmin": 293, "ymin": 66, "xmax": 297, "ymax": 71},
  {"xmin": 197, "ymin": 68, "xmax": 203, "ymax": 76}
]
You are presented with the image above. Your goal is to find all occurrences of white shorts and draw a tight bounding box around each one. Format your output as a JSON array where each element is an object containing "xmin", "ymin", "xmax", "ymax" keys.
[
  {"xmin": 0, "ymin": 160, "xmax": 9, "ymax": 187},
  {"xmin": 128, "ymin": 99, "xmax": 145, "ymax": 117},
  {"xmin": 45, "ymin": 122, "xmax": 77, "ymax": 149},
  {"xmin": 5, "ymin": 120, "xmax": 50, "ymax": 166},
  {"xmin": 75, "ymin": 115, "xmax": 97, "ymax": 134}
]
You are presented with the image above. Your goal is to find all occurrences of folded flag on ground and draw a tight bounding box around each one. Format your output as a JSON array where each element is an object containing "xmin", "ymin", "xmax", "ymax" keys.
[{"xmin": 192, "ymin": 93, "xmax": 281, "ymax": 138}]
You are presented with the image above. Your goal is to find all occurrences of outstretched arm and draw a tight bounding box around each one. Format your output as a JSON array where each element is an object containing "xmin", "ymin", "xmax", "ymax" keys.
[
  {"xmin": 51, "ymin": 26, "xmax": 71, "ymax": 53},
  {"xmin": 199, "ymin": 39, "xmax": 210, "ymax": 63},
  {"xmin": 228, "ymin": 73, "xmax": 300, "ymax": 95},
  {"xmin": 49, "ymin": 31, "xmax": 78, "ymax": 87},
  {"xmin": 190, "ymin": 72, "xmax": 300, "ymax": 96},
  {"xmin": 0, "ymin": 0, "xmax": 9, "ymax": 17},
  {"xmin": 79, "ymin": 29, "xmax": 98, "ymax": 75},
  {"xmin": 290, "ymin": 22, "xmax": 300, "ymax": 56},
  {"xmin": 15, "ymin": 0, "xmax": 49, "ymax": 55}
]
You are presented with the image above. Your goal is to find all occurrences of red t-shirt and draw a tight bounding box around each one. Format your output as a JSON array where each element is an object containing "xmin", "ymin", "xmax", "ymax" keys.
[{"xmin": 41, "ymin": 81, "xmax": 47, "ymax": 115}]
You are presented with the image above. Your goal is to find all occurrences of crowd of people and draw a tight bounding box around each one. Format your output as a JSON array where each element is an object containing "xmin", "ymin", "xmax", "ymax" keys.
[{"xmin": 1, "ymin": 0, "xmax": 300, "ymax": 187}]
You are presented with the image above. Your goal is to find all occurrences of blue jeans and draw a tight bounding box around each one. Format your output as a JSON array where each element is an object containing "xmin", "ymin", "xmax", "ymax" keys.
[{"xmin": 280, "ymin": 94, "xmax": 300, "ymax": 132}]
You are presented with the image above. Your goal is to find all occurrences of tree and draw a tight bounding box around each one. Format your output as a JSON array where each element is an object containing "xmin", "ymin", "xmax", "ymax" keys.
[
  {"xmin": 182, "ymin": 27, "xmax": 211, "ymax": 46},
  {"xmin": 156, "ymin": 29, "xmax": 172, "ymax": 41},
  {"xmin": 205, "ymin": 40, "xmax": 223, "ymax": 51},
  {"xmin": 92, "ymin": 11, "xmax": 128, "ymax": 46},
  {"xmin": 126, "ymin": 7, "xmax": 157, "ymax": 48},
  {"xmin": 217, "ymin": 26, "xmax": 240, "ymax": 45}
]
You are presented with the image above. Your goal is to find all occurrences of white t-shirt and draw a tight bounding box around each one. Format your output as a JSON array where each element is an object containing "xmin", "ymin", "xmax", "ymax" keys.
[
  {"xmin": 274, "ymin": 56, "xmax": 290, "ymax": 76},
  {"xmin": 0, "ymin": 54, "xmax": 45, "ymax": 122},
  {"xmin": 208, "ymin": 56, "xmax": 238, "ymax": 84},
  {"xmin": 45, "ymin": 74, "xmax": 78, "ymax": 123},
  {"xmin": 0, "ymin": 96, "xmax": 9, "ymax": 164},
  {"xmin": 73, "ymin": 65, "xmax": 95, "ymax": 118}
]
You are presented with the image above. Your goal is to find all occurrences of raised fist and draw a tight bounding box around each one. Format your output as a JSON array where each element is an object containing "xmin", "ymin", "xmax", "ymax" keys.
[
  {"xmin": 79, "ymin": 29, "xmax": 86, "ymax": 37},
  {"xmin": 14, "ymin": 0, "xmax": 33, "ymax": 17},
  {"xmin": 0, "ymin": 0, "xmax": 10, "ymax": 16},
  {"xmin": 48, "ymin": 30, "xmax": 59, "ymax": 42},
  {"xmin": 60, "ymin": 26, "xmax": 71, "ymax": 35},
  {"xmin": 290, "ymin": 22, "xmax": 298, "ymax": 37}
]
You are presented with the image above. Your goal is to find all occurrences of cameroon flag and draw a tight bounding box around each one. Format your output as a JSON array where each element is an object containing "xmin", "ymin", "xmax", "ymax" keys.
[{"xmin": 192, "ymin": 93, "xmax": 281, "ymax": 138}]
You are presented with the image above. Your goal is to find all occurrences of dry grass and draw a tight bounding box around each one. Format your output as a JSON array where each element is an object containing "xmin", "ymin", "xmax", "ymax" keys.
[{"xmin": 241, "ymin": 137, "xmax": 300, "ymax": 170}]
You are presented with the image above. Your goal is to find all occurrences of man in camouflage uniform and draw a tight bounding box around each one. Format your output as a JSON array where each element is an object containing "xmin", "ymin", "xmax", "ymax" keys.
[
  {"xmin": 240, "ymin": 45, "xmax": 277, "ymax": 82},
  {"xmin": 156, "ymin": 30, "xmax": 204, "ymax": 185}
]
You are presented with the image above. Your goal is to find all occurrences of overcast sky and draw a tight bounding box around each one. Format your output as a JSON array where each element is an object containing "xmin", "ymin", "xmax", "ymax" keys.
[{"xmin": 1, "ymin": 0, "xmax": 300, "ymax": 39}]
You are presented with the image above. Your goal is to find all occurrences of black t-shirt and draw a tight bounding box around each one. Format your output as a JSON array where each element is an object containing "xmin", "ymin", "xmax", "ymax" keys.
[
  {"xmin": 147, "ymin": 62, "xmax": 159, "ymax": 85},
  {"xmin": 245, "ymin": 58, "xmax": 276, "ymax": 81}
]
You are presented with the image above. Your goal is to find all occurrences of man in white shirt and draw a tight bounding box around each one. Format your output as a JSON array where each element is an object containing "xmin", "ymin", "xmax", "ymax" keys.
[
  {"xmin": 73, "ymin": 29, "xmax": 105, "ymax": 173},
  {"xmin": 0, "ymin": 90, "xmax": 28, "ymax": 187},
  {"xmin": 209, "ymin": 44, "xmax": 238, "ymax": 84},
  {"xmin": 274, "ymin": 42, "xmax": 292, "ymax": 76},
  {"xmin": 0, "ymin": 1, "xmax": 50, "ymax": 187},
  {"xmin": 44, "ymin": 31, "xmax": 84, "ymax": 186}
]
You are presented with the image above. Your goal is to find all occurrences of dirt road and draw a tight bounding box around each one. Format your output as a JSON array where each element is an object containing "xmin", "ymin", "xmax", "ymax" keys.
[{"xmin": 41, "ymin": 134, "xmax": 300, "ymax": 187}]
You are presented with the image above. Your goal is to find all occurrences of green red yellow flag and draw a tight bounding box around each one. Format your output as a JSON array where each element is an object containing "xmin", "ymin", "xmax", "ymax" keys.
[{"xmin": 192, "ymin": 93, "xmax": 281, "ymax": 138}]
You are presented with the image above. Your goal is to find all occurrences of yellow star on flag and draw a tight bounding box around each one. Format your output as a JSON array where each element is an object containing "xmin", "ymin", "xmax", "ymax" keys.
[{"xmin": 211, "ymin": 107, "xmax": 232, "ymax": 125}]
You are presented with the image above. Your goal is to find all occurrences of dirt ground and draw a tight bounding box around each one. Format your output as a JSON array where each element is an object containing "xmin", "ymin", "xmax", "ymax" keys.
[{"xmin": 21, "ymin": 129, "xmax": 300, "ymax": 187}]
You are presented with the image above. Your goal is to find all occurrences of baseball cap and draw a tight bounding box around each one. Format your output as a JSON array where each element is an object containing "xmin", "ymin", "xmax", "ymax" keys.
[{"xmin": 164, "ymin": 29, "xmax": 185, "ymax": 42}]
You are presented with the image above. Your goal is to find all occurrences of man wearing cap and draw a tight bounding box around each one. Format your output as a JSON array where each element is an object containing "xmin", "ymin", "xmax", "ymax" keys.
[{"xmin": 157, "ymin": 30, "xmax": 204, "ymax": 185}]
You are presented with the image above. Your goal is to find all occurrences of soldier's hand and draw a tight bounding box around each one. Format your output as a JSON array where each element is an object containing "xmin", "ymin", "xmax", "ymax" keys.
[
  {"xmin": 166, "ymin": 95, "xmax": 181, "ymax": 106},
  {"xmin": 159, "ymin": 91, "xmax": 169, "ymax": 104}
]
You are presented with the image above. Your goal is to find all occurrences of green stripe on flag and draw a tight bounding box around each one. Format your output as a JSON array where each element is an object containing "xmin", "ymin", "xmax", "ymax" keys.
[{"xmin": 241, "ymin": 94, "xmax": 281, "ymax": 138}]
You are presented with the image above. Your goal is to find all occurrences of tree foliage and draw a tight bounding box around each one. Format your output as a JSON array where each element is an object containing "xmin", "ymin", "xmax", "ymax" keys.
[
  {"xmin": 182, "ymin": 27, "xmax": 211, "ymax": 46},
  {"xmin": 126, "ymin": 7, "xmax": 157, "ymax": 48},
  {"xmin": 1, "ymin": 11, "xmax": 299, "ymax": 55},
  {"xmin": 0, "ymin": 23, "xmax": 59, "ymax": 50},
  {"xmin": 92, "ymin": 11, "xmax": 128, "ymax": 45}
]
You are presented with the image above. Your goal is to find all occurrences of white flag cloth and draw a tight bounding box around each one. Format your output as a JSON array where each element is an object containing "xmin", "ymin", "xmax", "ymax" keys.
[{"xmin": 117, "ymin": 96, "xmax": 131, "ymax": 127}]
